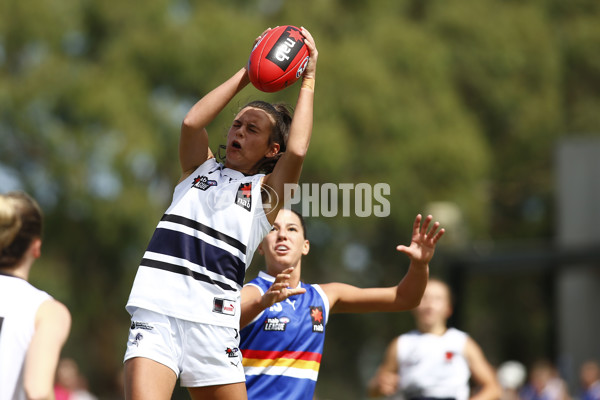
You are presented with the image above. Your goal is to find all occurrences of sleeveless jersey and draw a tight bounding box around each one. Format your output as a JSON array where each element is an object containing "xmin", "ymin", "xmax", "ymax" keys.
[
  {"xmin": 395, "ymin": 328, "xmax": 470, "ymax": 400},
  {"xmin": 126, "ymin": 158, "xmax": 272, "ymax": 328},
  {"xmin": 240, "ymin": 271, "xmax": 330, "ymax": 400},
  {"xmin": 0, "ymin": 273, "xmax": 52, "ymax": 400}
]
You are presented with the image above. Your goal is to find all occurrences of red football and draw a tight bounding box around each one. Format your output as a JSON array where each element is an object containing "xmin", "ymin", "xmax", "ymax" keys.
[{"xmin": 247, "ymin": 25, "xmax": 310, "ymax": 93}]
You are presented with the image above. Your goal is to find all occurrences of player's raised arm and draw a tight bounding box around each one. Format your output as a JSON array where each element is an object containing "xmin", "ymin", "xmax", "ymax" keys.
[
  {"xmin": 179, "ymin": 67, "xmax": 251, "ymax": 181},
  {"xmin": 178, "ymin": 28, "xmax": 273, "ymax": 181},
  {"xmin": 323, "ymin": 214, "xmax": 445, "ymax": 314},
  {"xmin": 262, "ymin": 27, "xmax": 318, "ymax": 224}
]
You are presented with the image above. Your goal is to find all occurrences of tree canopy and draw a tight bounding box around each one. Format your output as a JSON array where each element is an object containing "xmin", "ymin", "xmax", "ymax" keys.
[{"xmin": 1, "ymin": 0, "xmax": 599, "ymax": 397}]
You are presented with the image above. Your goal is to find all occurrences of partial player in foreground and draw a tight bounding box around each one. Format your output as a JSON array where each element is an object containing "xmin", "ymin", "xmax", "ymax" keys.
[
  {"xmin": 123, "ymin": 27, "xmax": 318, "ymax": 400},
  {"xmin": 368, "ymin": 278, "xmax": 501, "ymax": 400},
  {"xmin": 0, "ymin": 191, "xmax": 72, "ymax": 400},
  {"xmin": 239, "ymin": 209, "xmax": 445, "ymax": 400}
]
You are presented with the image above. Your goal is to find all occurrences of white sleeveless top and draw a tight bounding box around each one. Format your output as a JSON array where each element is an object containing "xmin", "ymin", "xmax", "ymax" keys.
[
  {"xmin": 126, "ymin": 158, "xmax": 272, "ymax": 328},
  {"xmin": 395, "ymin": 328, "xmax": 470, "ymax": 400},
  {"xmin": 0, "ymin": 273, "xmax": 52, "ymax": 400}
]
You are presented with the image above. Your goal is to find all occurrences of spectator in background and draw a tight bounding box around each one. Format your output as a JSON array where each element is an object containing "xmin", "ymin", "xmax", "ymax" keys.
[
  {"xmin": 0, "ymin": 191, "xmax": 72, "ymax": 400},
  {"xmin": 497, "ymin": 360, "xmax": 527, "ymax": 400},
  {"xmin": 54, "ymin": 358, "xmax": 98, "ymax": 400},
  {"xmin": 368, "ymin": 278, "xmax": 501, "ymax": 400},
  {"xmin": 580, "ymin": 361, "xmax": 600, "ymax": 400},
  {"xmin": 519, "ymin": 359, "xmax": 570, "ymax": 400}
]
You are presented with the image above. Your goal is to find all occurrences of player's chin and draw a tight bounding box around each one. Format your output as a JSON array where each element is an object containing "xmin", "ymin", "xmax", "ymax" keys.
[
  {"xmin": 225, "ymin": 148, "xmax": 241, "ymax": 159},
  {"xmin": 224, "ymin": 155, "xmax": 247, "ymax": 170},
  {"xmin": 272, "ymin": 253, "xmax": 294, "ymax": 265}
]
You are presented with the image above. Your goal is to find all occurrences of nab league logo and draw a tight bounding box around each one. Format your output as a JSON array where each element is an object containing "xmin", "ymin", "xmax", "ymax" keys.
[
  {"xmin": 309, "ymin": 306, "xmax": 324, "ymax": 333},
  {"xmin": 263, "ymin": 316, "xmax": 290, "ymax": 332},
  {"xmin": 192, "ymin": 175, "xmax": 217, "ymax": 191}
]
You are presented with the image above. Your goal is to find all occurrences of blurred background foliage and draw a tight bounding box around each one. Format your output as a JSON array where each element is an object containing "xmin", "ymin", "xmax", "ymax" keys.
[{"xmin": 1, "ymin": 0, "xmax": 599, "ymax": 398}]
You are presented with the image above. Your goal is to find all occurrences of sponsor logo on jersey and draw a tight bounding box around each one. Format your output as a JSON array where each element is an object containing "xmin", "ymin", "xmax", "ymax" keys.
[
  {"xmin": 309, "ymin": 306, "xmax": 324, "ymax": 333},
  {"xmin": 445, "ymin": 351, "xmax": 455, "ymax": 361},
  {"xmin": 235, "ymin": 182, "xmax": 252, "ymax": 211},
  {"xmin": 213, "ymin": 298, "xmax": 236, "ymax": 316},
  {"xmin": 266, "ymin": 26, "xmax": 304, "ymax": 71},
  {"xmin": 192, "ymin": 175, "xmax": 217, "ymax": 191},
  {"xmin": 130, "ymin": 321, "xmax": 154, "ymax": 331},
  {"xmin": 263, "ymin": 316, "xmax": 290, "ymax": 331}
]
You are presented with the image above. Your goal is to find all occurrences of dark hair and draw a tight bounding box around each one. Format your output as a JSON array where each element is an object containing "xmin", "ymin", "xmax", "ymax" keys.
[
  {"xmin": 288, "ymin": 208, "xmax": 307, "ymax": 239},
  {"xmin": 219, "ymin": 100, "xmax": 293, "ymax": 174},
  {"xmin": 0, "ymin": 191, "xmax": 43, "ymax": 268}
]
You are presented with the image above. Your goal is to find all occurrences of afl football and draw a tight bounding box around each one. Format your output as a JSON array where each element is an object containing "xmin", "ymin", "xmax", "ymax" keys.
[{"xmin": 248, "ymin": 25, "xmax": 310, "ymax": 92}]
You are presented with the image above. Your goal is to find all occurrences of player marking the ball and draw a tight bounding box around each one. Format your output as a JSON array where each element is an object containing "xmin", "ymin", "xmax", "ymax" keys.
[{"xmin": 123, "ymin": 26, "xmax": 318, "ymax": 400}]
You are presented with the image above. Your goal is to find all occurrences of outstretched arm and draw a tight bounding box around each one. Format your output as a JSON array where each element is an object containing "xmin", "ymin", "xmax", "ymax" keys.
[
  {"xmin": 240, "ymin": 267, "xmax": 306, "ymax": 328},
  {"xmin": 262, "ymin": 27, "xmax": 318, "ymax": 224},
  {"xmin": 323, "ymin": 214, "xmax": 445, "ymax": 313}
]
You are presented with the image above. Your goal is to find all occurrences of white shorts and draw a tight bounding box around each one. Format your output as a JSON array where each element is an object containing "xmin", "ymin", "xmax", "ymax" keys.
[{"xmin": 123, "ymin": 307, "xmax": 245, "ymax": 387}]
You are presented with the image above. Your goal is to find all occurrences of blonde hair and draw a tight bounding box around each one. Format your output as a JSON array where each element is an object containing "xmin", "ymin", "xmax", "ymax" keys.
[{"xmin": 0, "ymin": 192, "xmax": 43, "ymax": 268}]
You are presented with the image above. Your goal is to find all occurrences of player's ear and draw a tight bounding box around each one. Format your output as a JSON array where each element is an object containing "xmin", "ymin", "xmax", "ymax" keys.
[
  {"xmin": 266, "ymin": 142, "xmax": 280, "ymax": 158},
  {"xmin": 302, "ymin": 239, "xmax": 310, "ymax": 256},
  {"xmin": 30, "ymin": 238, "xmax": 42, "ymax": 259},
  {"xmin": 258, "ymin": 242, "xmax": 265, "ymax": 256}
]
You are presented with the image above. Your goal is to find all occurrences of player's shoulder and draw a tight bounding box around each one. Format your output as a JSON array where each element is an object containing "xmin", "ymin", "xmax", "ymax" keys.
[
  {"xmin": 38, "ymin": 299, "xmax": 71, "ymax": 321},
  {"xmin": 446, "ymin": 327, "xmax": 469, "ymax": 340}
]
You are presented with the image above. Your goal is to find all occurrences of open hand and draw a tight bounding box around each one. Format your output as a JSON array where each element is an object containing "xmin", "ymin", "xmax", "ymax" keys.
[
  {"xmin": 396, "ymin": 214, "xmax": 445, "ymax": 265},
  {"xmin": 260, "ymin": 267, "xmax": 306, "ymax": 309}
]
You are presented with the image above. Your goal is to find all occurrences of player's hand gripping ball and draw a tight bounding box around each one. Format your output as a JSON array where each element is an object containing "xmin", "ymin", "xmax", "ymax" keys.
[{"xmin": 248, "ymin": 25, "xmax": 310, "ymax": 93}]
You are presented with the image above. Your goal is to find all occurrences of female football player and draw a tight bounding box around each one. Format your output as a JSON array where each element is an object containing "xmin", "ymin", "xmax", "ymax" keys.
[{"xmin": 123, "ymin": 27, "xmax": 318, "ymax": 400}]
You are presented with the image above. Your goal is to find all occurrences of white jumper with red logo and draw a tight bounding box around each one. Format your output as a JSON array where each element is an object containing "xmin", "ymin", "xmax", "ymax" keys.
[
  {"xmin": 126, "ymin": 158, "xmax": 271, "ymax": 329},
  {"xmin": 394, "ymin": 328, "xmax": 470, "ymax": 400}
]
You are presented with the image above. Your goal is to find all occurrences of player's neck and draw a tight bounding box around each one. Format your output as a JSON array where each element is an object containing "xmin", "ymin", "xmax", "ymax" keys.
[
  {"xmin": 0, "ymin": 264, "xmax": 29, "ymax": 281},
  {"xmin": 267, "ymin": 262, "xmax": 302, "ymax": 288},
  {"xmin": 418, "ymin": 322, "xmax": 447, "ymax": 336},
  {"xmin": 284, "ymin": 264, "xmax": 302, "ymax": 288}
]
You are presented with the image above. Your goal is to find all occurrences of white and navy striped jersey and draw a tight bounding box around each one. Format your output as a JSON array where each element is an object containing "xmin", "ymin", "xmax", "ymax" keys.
[
  {"xmin": 126, "ymin": 158, "xmax": 272, "ymax": 328},
  {"xmin": 0, "ymin": 273, "xmax": 52, "ymax": 400},
  {"xmin": 395, "ymin": 328, "xmax": 470, "ymax": 400}
]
